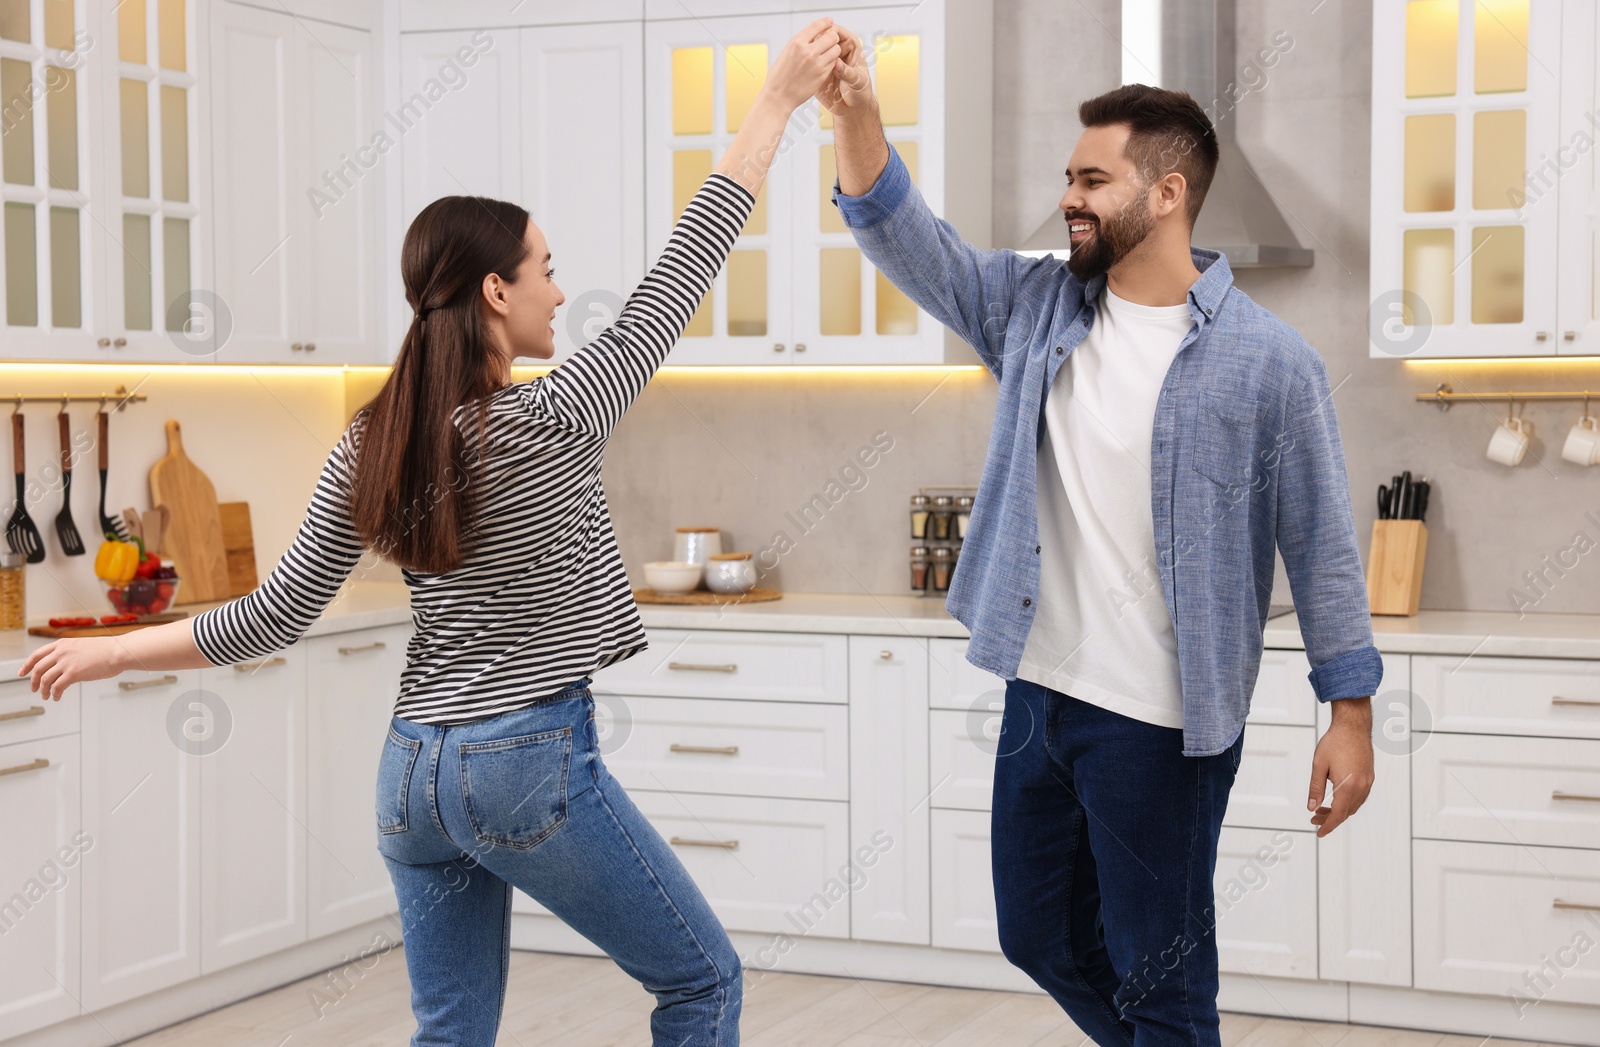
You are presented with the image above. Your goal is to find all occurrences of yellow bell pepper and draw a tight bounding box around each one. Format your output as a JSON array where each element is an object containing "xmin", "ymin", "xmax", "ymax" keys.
[{"xmin": 94, "ymin": 538, "xmax": 140, "ymax": 584}]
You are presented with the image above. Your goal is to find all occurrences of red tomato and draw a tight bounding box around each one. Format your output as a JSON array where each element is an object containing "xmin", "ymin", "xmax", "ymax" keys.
[{"xmin": 156, "ymin": 582, "xmax": 175, "ymax": 599}]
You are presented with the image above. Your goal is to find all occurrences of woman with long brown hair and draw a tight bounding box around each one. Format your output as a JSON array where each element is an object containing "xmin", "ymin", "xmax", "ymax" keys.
[{"xmin": 19, "ymin": 20, "xmax": 844, "ymax": 1046}]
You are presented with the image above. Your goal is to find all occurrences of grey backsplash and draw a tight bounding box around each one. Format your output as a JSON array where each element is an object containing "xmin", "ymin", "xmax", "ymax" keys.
[{"xmin": 603, "ymin": 0, "xmax": 1600, "ymax": 617}]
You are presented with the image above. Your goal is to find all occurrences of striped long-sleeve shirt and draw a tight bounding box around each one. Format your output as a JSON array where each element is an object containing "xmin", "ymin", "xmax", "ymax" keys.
[{"xmin": 191, "ymin": 174, "xmax": 755, "ymax": 724}]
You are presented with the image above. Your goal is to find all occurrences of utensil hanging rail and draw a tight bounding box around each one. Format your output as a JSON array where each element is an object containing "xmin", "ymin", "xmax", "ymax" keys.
[
  {"xmin": 2, "ymin": 386, "xmax": 148, "ymax": 411},
  {"xmin": 1417, "ymin": 384, "xmax": 1600, "ymax": 412}
]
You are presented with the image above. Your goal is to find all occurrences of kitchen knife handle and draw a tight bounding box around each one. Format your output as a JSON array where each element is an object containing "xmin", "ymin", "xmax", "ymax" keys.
[
  {"xmin": 98, "ymin": 411, "xmax": 108, "ymax": 471},
  {"xmin": 12, "ymin": 413, "xmax": 22, "ymax": 476}
]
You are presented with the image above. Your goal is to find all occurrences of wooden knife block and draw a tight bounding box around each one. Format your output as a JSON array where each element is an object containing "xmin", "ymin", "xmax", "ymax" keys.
[{"xmin": 1367, "ymin": 519, "xmax": 1427, "ymax": 616}]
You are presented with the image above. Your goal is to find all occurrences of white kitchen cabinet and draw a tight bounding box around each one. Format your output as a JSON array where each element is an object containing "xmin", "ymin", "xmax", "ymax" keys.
[
  {"xmin": 1414, "ymin": 732, "xmax": 1600, "ymax": 850},
  {"xmin": 847, "ymin": 635, "xmax": 929, "ymax": 945},
  {"xmin": 1224, "ymin": 724, "xmax": 1317, "ymax": 833},
  {"xmin": 1368, "ymin": 0, "xmax": 1581, "ymax": 357},
  {"xmin": 2, "ymin": 0, "xmax": 208, "ymax": 363},
  {"xmin": 396, "ymin": 22, "xmax": 642, "ymax": 367},
  {"xmin": 1214, "ymin": 827, "xmax": 1318, "ymax": 981},
  {"xmin": 643, "ymin": 1, "xmax": 991, "ymax": 365},
  {"xmin": 80, "ymin": 670, "xmax": 203, "ymax": 1010},
  {"xmin": 211, "ymin": 1, "xmax": 382, "ymax": 363},
  {"xmin": 305, "ymin": 624, "xmax": 408, "ymax": 937},
  {"xmin": 1413, "ymin": 652, "xmax": 1600, "ymax": 739},
  {"xmin": 929, "ymin": 807, "xmax": 999, "ymax": 953},
  {"xmin": 197, "ymin": 649, "xmax": 308, "ymax": 973},
  {"xmin": 0, "ymin": 732, "xmax": 83, "ymax": 1038},
  {"xmin": 1317, "ymin": 654, "xmax": 1413, "ymax": 987}
]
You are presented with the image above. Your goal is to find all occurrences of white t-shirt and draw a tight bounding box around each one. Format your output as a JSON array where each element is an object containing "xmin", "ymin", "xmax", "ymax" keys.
[{"xmin": 1015, "ymin": 284, "xmax": 1194, "ymax": 729}]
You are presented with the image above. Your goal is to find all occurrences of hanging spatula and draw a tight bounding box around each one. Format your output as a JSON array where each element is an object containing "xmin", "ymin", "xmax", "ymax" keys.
[
  {"xmin": 97, "ymin": 408, "xmax": 129, "ymax": 542},
  {"xmin": 53, "ymin": 409, "xmax": 84, "ymax": 556},
  {"xmin": 6, "ymin": 411, "xmax": 44, "ymax": 563}
]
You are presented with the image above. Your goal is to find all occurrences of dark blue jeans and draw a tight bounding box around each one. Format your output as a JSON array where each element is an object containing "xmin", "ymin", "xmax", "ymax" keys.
[{"xmin": 991, "ymin": 678, "xmax": 1244, "ymax": 1047}]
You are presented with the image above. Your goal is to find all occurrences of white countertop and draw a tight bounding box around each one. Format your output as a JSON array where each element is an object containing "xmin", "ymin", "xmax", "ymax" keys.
[{"xmin": 4, "ymin": 582, "xmax": 1593, "ymax": 682}]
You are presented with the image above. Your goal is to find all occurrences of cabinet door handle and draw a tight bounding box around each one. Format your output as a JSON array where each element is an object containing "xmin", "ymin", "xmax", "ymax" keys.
[
  {"xmin": 96, "ymin": 337, "xmax": 111, "ymax": 348},
  {"xmin": 794, "ymin": 343, "xmax": 807, "ymax": 353},
  {"xmin": 669, "ymin": 836, "xmax": 739, "ymax": 850},
  {"xmin": 669, "ymin": 743, "xmax": 739, "ymax": 756},
  {"xmin": 119, "ymin": 674, "xmax": 178, "ymax": 691},
  {"xmin": 0, "ymin": 756, "xmax": 48, "ymax": 778},
  {"xmin": 1536, "ymin": 331, "xmax": 1549, "ymax": 342},
  {"xmin": 667, "ymin": 661, "xmax": 736, "ymax": 673},
  {"xmin": 291, "ymin": 342, "xmax": 304, "ymax": 351},
  {"xmin": 1564, "ymin": 331, "xmax": 1577, "ymax": 341},
  {"xmin": 338, "ymin": 641, "xmax": 387, "ymax": 655},
  {"xmin": 0, "ymin": 706, "xmax": 46, "ymax": 722},
  {"xmin": 879, "ymin": 649, "xmax": 893, "ymax": 660},
  {"xmin": 304, "ymin": 342, "xmax": 316, "ymax": 352},
  {"xmin": 772, "ymin": 343, "xmax": 785, "ymax": 353},
  {"xmin": 234, "ymin": 656, "xmax": 286, "ymax": 672},
  {"xmin": 1552, "ymin": 696, "xmax": 1600, "ymax": 707},
  {"xmin": 1552, "ymin": 791, "xmax": 1600, "ymax": 803},
  {"xmin": 1554, "ymin": 899, "xmax": 1600, "ymax": 913},
  {"xmin": 112, "ymin": 337, "xmax": 126, "ymax": 348}
]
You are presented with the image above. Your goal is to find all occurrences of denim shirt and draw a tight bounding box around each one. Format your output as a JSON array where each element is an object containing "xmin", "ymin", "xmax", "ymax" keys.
[{"xmin": 834, "ymin": 148, "xmax": 1382, "ymax": 756}]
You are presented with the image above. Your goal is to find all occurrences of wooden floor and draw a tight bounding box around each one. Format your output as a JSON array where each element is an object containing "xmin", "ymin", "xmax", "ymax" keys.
[{"xmin": 125, "ymin": 948, "xmax": 1548, "ymax": 1047}]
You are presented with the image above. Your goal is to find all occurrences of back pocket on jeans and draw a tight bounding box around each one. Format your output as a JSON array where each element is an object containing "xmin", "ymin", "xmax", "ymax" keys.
[
  {"xmin": 376, "ymin": 727, "xmax": 422, "ymax": 835},
  {"xmin": 458, "ymin": 728, "xmax": 572, "ymax": 850}
]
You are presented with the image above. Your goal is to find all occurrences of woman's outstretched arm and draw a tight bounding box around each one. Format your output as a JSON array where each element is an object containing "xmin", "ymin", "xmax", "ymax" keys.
[{"xmin": 526, "ymin": 19, "xmax": 842, "ymax": 439}]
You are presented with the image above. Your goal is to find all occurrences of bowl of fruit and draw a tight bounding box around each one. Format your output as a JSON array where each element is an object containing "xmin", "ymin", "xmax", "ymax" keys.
[{"xmin": 94, "ymin": 536, "xmax": 180, "ymax": 616}]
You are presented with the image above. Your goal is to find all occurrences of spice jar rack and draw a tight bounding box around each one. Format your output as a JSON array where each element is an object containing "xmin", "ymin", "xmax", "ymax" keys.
[{"xmin": 908, "ymin": 483, "xmax": 975, "ymax": 596}]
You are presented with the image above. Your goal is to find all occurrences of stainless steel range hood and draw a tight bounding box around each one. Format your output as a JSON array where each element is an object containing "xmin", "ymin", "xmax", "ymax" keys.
[{"xmin": 1016, "ymin": 0, "xmax": 1313, "ymax": 268}]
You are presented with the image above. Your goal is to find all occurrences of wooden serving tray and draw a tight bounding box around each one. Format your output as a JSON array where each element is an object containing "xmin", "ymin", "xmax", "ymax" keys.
[
  {"xmin": 632, "ymin": 587, "xmax": 782, "ymax": 606},
  {"xmin": 28, "ymin": 611, "xmax": 190, "ymax": 639}
]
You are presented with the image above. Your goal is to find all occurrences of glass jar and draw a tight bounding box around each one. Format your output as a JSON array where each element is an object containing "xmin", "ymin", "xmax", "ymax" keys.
[
  {"xmin": 909, "ymin": 494, "xmax": 931, "ymax": 540},
  {"xmin": 909, "ymin": 545, "xmax": 930, "ymax": 593},
  {"xmin": 930, "ymin": 495, "xmax": 954, "ymax": 540},
  {"xmin": 931, "ymin": 547, "xmax": 953, "ymax": 592},
  {"xmin": 0, "ymin": 550, "xmax": 24, "ymax": 630},
  {"xmin": 955, "ymin": 495, "xmax": 974, "ymax": 539}
]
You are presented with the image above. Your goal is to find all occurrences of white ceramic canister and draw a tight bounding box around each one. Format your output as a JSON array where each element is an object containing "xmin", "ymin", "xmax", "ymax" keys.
[
  {"xmin": 704, "ymin": 552, "xmax": 758, "ymax": 594},
  {"xmin": 673, "ymin": 527, "xmax": 723, "ymax": 568}
]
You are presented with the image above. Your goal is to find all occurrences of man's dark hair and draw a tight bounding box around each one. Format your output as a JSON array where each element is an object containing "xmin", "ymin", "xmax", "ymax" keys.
[{"xmin": 1078, "ymin": 84, "xmax": 1219, "ymax": 226}]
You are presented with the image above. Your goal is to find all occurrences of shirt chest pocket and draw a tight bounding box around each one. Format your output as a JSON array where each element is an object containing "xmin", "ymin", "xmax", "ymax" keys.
[{"xmin": 1190, "ymin": 392, "xmax": 1271, "ymax": 488}]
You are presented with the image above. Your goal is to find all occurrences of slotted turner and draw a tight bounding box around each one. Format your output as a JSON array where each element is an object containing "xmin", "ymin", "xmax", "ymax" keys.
[
  {"xmin": 54, "ymin": 410, "xmax": 84, "ymax": 555},
  {"xmin": 6, "ymin": 412, "xmax": 44, "ymax": 563},
  {"xmin": 97, "ymin": 408, "xmax": 129, "ymax": 542}
]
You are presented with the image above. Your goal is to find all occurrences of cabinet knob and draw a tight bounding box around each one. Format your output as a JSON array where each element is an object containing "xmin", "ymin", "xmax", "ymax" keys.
[
  {"xmin": 773, "ymin": 343, "xmax": 785, "ymax": 353},
  {"xmin": 291, "ymin": 342, "xmax": 304, "ymax": 351},
  {"xmin": 879, "ymin": 649, "xmax": 893, "ymax": 660},
  {"xmin": 1536, "ymin": 331, "xmax": 1549, "ymax": 342},
  {"xmin": 1565, "ymin": 331, "xmax": 1577, "ymax": 342},
  {"xmin": 304, "ymin": 342, "xmax": 316, "ymax": 352},
  {"xmin": 96, "ymin": 337, "xmax": 110, "ymax": 347},
  {"xmin": 112, "ymin": 337, "xmax": 126, "ymax": 348},
  {"xmin": 794, "ymin": 343, "xmax": 807, "ymax": 353}
]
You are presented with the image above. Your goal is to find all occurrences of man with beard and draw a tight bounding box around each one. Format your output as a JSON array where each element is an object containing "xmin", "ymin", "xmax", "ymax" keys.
[{"xmin": 820, "ymin": 37, "xmax": 1379, "ymax": 1047}]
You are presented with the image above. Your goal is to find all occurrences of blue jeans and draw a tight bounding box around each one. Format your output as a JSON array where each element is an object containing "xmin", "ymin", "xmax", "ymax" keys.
[
  {"xmin": 375, "ymin": 678, "xmax": 742, "ymax": 1046},
  {"xmin": 991, "ymin": 678, "xmax": 1245, "ymax": 1047}
]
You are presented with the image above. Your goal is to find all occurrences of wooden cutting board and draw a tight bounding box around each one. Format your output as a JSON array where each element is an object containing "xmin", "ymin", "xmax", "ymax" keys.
[
  {"xmin": 218, "ymin": 501, "xmax": 258, "ymax": 597},
  {"xmin": 149, "ymin": 419, "xmax": 231, "ymax": 604},
  {"xmin": 28, "ymin": 611, "xmax": 189, "ymax": 638}
]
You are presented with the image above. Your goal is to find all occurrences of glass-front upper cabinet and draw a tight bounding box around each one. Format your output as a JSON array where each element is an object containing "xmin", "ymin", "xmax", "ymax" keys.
[
  {"xmin": 643, "ymin": 1, "xmax": 992, "ymax": 366},
  {"xmin": 1370, "ymin": 0, "xmax": 1571, "ymax": 358},
  {"xmin": 0, "ymin": 0, "xmax": 203, "ymax": 362},
  {"xmin": 1557, "ymin": 0, "xmax": 1600, "ymax": 351}
]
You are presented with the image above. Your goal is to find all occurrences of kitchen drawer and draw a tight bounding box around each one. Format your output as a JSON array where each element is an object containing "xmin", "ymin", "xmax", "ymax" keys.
[
  {"xmin": 928, "ymin": 638, "xmax": 1007, "ymax": 711},
  {"xmin": 1414, "ymin": 654, "xmax": 1600, "ymax": 740},
  {"xmin": 1215, "ymin": 827, "xmax": 1318, "ymax": 980},
  {"xmin": 1247, "ymin": 649, "xmax": 1317, "ymax": 727},
  {"xmin": 0, "ymin": 676, "xmax": 79, "ymax": 743},
  {"xmin": 631, "ymin": 791, "xmax": 851, "ymax": 939},
  {"xmin": 1414, "ymin": 839, "xmax": 1600, "ymax": 1004},
  {"xmin": 1414, "ymin": 733, "xmax": 1600, "ymax": 850},
  {"xmin": 930, "ymin": 807, "xmax": 1000, "ymax": 952},
  {"xmin": 1224, "ymin": 725, "xmax": 1316, "ymax": 833},
  {"xmin": 591, "ymin": 630, "xmax": 847, "ymax": 704},
  {"xmin": 928, "ymin": 708, "xmax": 996, "ymax": 811},
  {"xmin": 601, "ymin": 695, "xmax": 847, "ymax": 801}
]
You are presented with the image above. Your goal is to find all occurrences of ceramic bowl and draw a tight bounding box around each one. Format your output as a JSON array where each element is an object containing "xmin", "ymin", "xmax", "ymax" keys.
[
  {"xmin": 704, "ymin": 554, "xmax": 758, "ymax": 594},
  {"xmin": 644, "ymin": 560, "xmax": 703, "ymax": 593}
]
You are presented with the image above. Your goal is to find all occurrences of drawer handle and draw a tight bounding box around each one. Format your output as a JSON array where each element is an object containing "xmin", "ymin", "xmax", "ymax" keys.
[
  {"xmin": 338, "ymin": 642, "xmax": 387, "ymax": 655},
  {"xmin": 1553, "ymin": 899, "xmax": 1600, "ymax": 913},
  {"xmin": 234, "ymin": 656, "xmax": 286, "ymax": 672},
  {"xmin": 0, "ymin": 757, "xmax": 49, "ymax": 778},
  {"xmin": 669, "ymin": 744, "xmax": 740, "ymax": 756},
  {"xmin": 1552, "ymin": 696, "xmax": 1600, "ymax": 707},
  {"xmin": 1552, "ymin": 791, "xmax": 1600, "ymax": 803},
  {"xmin": 119, "ymin": 675, "xmax": 178, "ymax": 691},
  {"xmin": 669, "ymin": 836, "xmax": 739, "ymax": 850},
  {"xmin": 667, "ymin": 661, "xmax": 737, "ymax": 673},
  {"xmin": 0, "ymin": 706, "xmax": 46, "ymax": 722}
]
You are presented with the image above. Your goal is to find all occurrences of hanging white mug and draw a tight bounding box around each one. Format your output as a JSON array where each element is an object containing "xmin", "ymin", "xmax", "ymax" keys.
[
  {"xmin": 1562, "ymin": 415, "xmax": 1600, "ymax": 466},
  {"xmin": 1486, "ymin": 416, "xmax": 1533, "ymax": 467}
]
